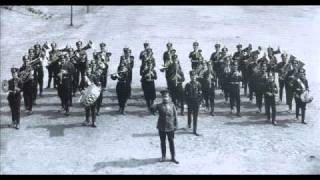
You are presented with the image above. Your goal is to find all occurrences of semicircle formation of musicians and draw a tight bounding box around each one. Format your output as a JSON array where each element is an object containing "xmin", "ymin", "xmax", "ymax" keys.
[{"xmin": 2, "ymin": 40, "xmax": 314, "ymax": 163}]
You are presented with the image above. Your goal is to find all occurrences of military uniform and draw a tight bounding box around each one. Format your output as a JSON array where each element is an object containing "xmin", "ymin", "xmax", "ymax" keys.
[
  {"xmin": 210, "ymin": 44, "xmax": 222, "ymax": 89},
  {"xmin": 82, "ymin": 75, "xmax": 100, "ymax": 128},
  {"xmin": 285, "ymin": 60, "xmax": 299, "ymax": 112},
  {"xmin": 255, "ymin": 66, "xmax": 269, "ymax": 113},
  {"xmin": 166, "ymin": 55, "xmax": 185, "ymax": 115},
  {"xmin": 276, "ymin": 54, "xmax": 288, "ymax": 103},
  {"xmin": 151, "ymin": 90, "xmax": 178, "ymax": 164},
  {"xmin": 140, "ymin": 61, "xmax": 157, "ymax": 112},
  {"xmin": 98, "ymin": 43, "xmax": 111, "ymax": 89},
  {"xmin": 75, "ymin": 41, "xmax": 92, "ymax": 91},
  {"xmin": 185, "ymin": 72, "xmax": 202, "ymax": 135},
  {"xmin": 247, "ymin": 51, "xmax": 260, "ymax": 101},
  {"xmin": 293, "ymin": 69, "xmax": 309, "ymax": 124},
  {"xmin": 47, "ymin": 45, "xmax": 63, "ymax": 89},
  {"xmin": 19, "ymin": 63, "xmax": 36, "ymax": 114},
  {"xmin": 227, "ymin": 62, "xmax": 242, "ymax": 116},
  {"xmin": 264, "ymin": 76, "xmax": 278, "ymax": 125},
  {"xmin": 57, "ymin": 55, "xmax": 75, "ymax": 115},
  {"xmin": 189, "ymin": 42, "xmax": 203, "ymax": 70},
  {"xmin": 113, "ymin": 60, "xmax": 131, "ymax": 114},
  {"xmin": 202, "ymin": 62, "xmax": 216, "ymax": 115},
  {"xmin": 120, "ymin": 48, "xmax": 134, "ymax": 85},
  {"xmin": 7, "ymin": 68, "xmax": 23, "ymax": 129}
]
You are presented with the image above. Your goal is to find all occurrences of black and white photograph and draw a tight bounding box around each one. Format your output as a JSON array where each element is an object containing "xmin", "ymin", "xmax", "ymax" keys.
[{"xmin": 0, "ymin": 5, "xmax": 320, "ymax": 174}]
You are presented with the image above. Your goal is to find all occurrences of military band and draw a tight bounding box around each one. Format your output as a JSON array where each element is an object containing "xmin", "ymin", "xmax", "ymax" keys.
[{"xmin": 3, "ymin": 41, "xmax": 312, "ymax": 137}]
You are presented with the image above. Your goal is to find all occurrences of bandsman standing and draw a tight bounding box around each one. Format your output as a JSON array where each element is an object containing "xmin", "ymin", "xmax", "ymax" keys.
[
  {"xmin": 57, "ymin": 54, "xmax": 75, "ymax": 116},
  {"xmin": 140, "ymin": 59, "xmax": 157, "ymax": 112},
  {"xmin": 112, "ymin": 58, "xmax": 131, "ymax": 114},
  {"xmin": 227, "ymin": 61, "xmax": 242, "ymax": 117},
  {"xmin": 264, "ymin": 75, "xmax": 278, "ymax": 125},
  {"xmin": 210, "ymin": 43, "xmax": 222, "ymax": 89},
  {"xmin": 7, "ymin": 67, "xmax": 23, "ymax": 129},
  {"xmin": 276, "ymin": 53, "xmax": 289, "ymax": 104},
  {"xmin": 98, "ymin": 42, "xmax": 112, "ymax": 90},
  {"xmin": 185, "ymin": 71, "xmax": 202, "ymax": 136},
  {"xmin": 75, "ymin": 40, "xmax": 92, "ymax": 91},
  {"xmin": 293, "ymin": 68, "xmax": 309, "ymax": 124},
  {"xmin": 189, "ymin": 42, "xmax": 203, "ymax": 70},
  {"xmin": 19, "ymin": 56, "xmax": 37, "ymax": 115},
  {"xmin": 46, "ymin": 42, "xmax": 62, "ymax": 89},
  {"xmin": 33, "ymin": 43, "xmax": 46, "ymax": 97}
]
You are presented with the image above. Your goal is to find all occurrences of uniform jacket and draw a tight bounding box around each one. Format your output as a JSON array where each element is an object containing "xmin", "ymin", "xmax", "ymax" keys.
[
  {"xmin": 185, "ymin": 80, "xmax": 202, "ymax": 104},
  {"xmin": 152, "ymin": 102, "xmax": 177, "ymax": 132},
  {"xmin": 7, "ymin": 78, "xmax": 23, "ymax": 101}
]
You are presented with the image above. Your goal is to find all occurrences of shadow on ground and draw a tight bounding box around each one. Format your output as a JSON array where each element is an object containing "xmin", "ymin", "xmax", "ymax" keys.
[{"xmin": 92, "ymin": 157, "xmax": 160, "ymax": 172}]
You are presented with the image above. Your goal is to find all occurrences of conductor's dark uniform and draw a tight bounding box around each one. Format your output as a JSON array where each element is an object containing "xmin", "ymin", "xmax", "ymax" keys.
[{"xmin": 151, "ymin": 90, "xmax": 179, "ymax": 164}]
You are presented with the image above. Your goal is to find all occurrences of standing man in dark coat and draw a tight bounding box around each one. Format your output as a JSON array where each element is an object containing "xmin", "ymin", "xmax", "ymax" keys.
[
  {"xmin": 227, "ymin": 61, "xmax": 242, "ymax": 117},
  {"xmin": 210, "ymin": 43, "xmax": 222, "ymax": 89},
  {"xmin": 75, "ymin": 40, "xmax": 92, "ymax": 91},
  {"xmin": 264, "ymin": 75, "xmax": 278, "ymax": 125},
  {"xmin": 46, "ymin": 42, "xmax": 62, "ymax": 89},
  {"xmin": 98, "ymin": 42, "xmax": 112, "ymax": 90},
  {"xmin": 151, "ymin": 90, "xmax": 179, "ymax": 164},
  {"xmin": 185, "ymin": 71, "xmax": 202, "ymax": 136},
  {"xmin": 33, "ymin": 43, "xmax": 45, "ymax": 97},
  {"xmin": 293, "ymin": 68, "xmax": 309, "ymax": 124},
  {"xmin": 112, "ymin": 60, "xmax": 131, "ymax": 114},
  {"xmin": 276, "ymin": 53, "xmax": 289, "ymax": 104},
  {"xmin": 7, "ymin": 68, "xmax": 23, "ymax": 129},
  {"xmin": 140, "ymin": 59, "xmax": 157, "ymax": 112},
  {"xmin": 20, "ymin": 56, "xmax": 37, "ymax": 115},
  {"xmin": 120, "ymin": 48, "xmax": 134, "ymax": 85},
  {"xmin": 189, "ymin": 42, "xmax": 203, "ymax": 70},
  {"xmin": 57, "ymin": 54, "xmax": 75, "ymax": 116},
  {"xmin": 285, "ymin": 56, "xmax": 300, "ymax": 113}
]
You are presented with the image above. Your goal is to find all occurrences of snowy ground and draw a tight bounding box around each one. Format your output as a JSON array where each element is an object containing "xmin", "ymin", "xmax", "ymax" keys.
[{"xmin": 0, "ymin": 6, "xmax": 320, "ymax": 174}]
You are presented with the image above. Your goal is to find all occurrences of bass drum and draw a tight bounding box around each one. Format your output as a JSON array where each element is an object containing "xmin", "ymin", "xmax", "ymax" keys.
[
  {"xmin": 1, "ymin": 80, "xmax": 9, "ymax": 93},
  {"xmin": 300, "ymin": 91, "xmax": 313, "ymax": 103},
  {"xmin": 79, "ymin": 84, "xmax": 101, "ymax": 107}
]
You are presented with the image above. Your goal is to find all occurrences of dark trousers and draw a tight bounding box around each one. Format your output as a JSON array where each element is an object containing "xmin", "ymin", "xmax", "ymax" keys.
[
  {"xmin": 187, "ymin": 101, "xmax": 199, "ymax": 133},
  {"xmin": 159, "ymin": 130, "xmax": 175, "ymax": 159},
  {"xmin": 96, "ymin": 91, "xmax": 103, "ymax": 114},
  {"xmin": 73, "ymin": 65, "xmax": 80, "ymax": 94},
  {"xmin": 248, "ymin": 81, "xmax": 254, "ymax": 101},
  {"xmin": 78, "ymin": 63, "xmax": 87, "ymax": 90},
  {"xmin": 265, "ymin": 95, "xmax": 276, "ymax": 122},
  {"xmin": 285, "ymin": 83, "xmax": 294, "ymax": 110},
  {"xmin": 295, "ymin": 97, "xmax": 306, "ymax": 122},
  {"xmin": 256, "ymin": 92, "xmax": 264, "ymax": 112},
  {"xmin": 47, "ymin": 65, "xmax": 55, "ymax": 88},
  {"xmin": 36, "ymin": 67, "xmax": 44, "ymax": 96},
  {"xmin": 229, "ymin": 84, "xmax": 240, "ymax": 114},
  {"xmin": 8, "ymin": 96, "xmax": 21, "ymax": 125},
  {"xmin": 210, "ymin": 96, "xmax": 215, "ymax": 113},
  {"xmin": 23, "ymin": 81, "xmax": 35, "ymax": 111},
  {"xmin": 116, "ymin": 82, "xmax": 131, "ymax": 110},
  {"xmin": 85, "ymin": 103, "xmax": 97, "ymax": 124},
  {"xmin": 101, "ymin": 68, "xmax": 108, "ymax": 89},
  {"xmin": 278, "ymin": 80, "xmax": 286, "ymax": 102}
]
